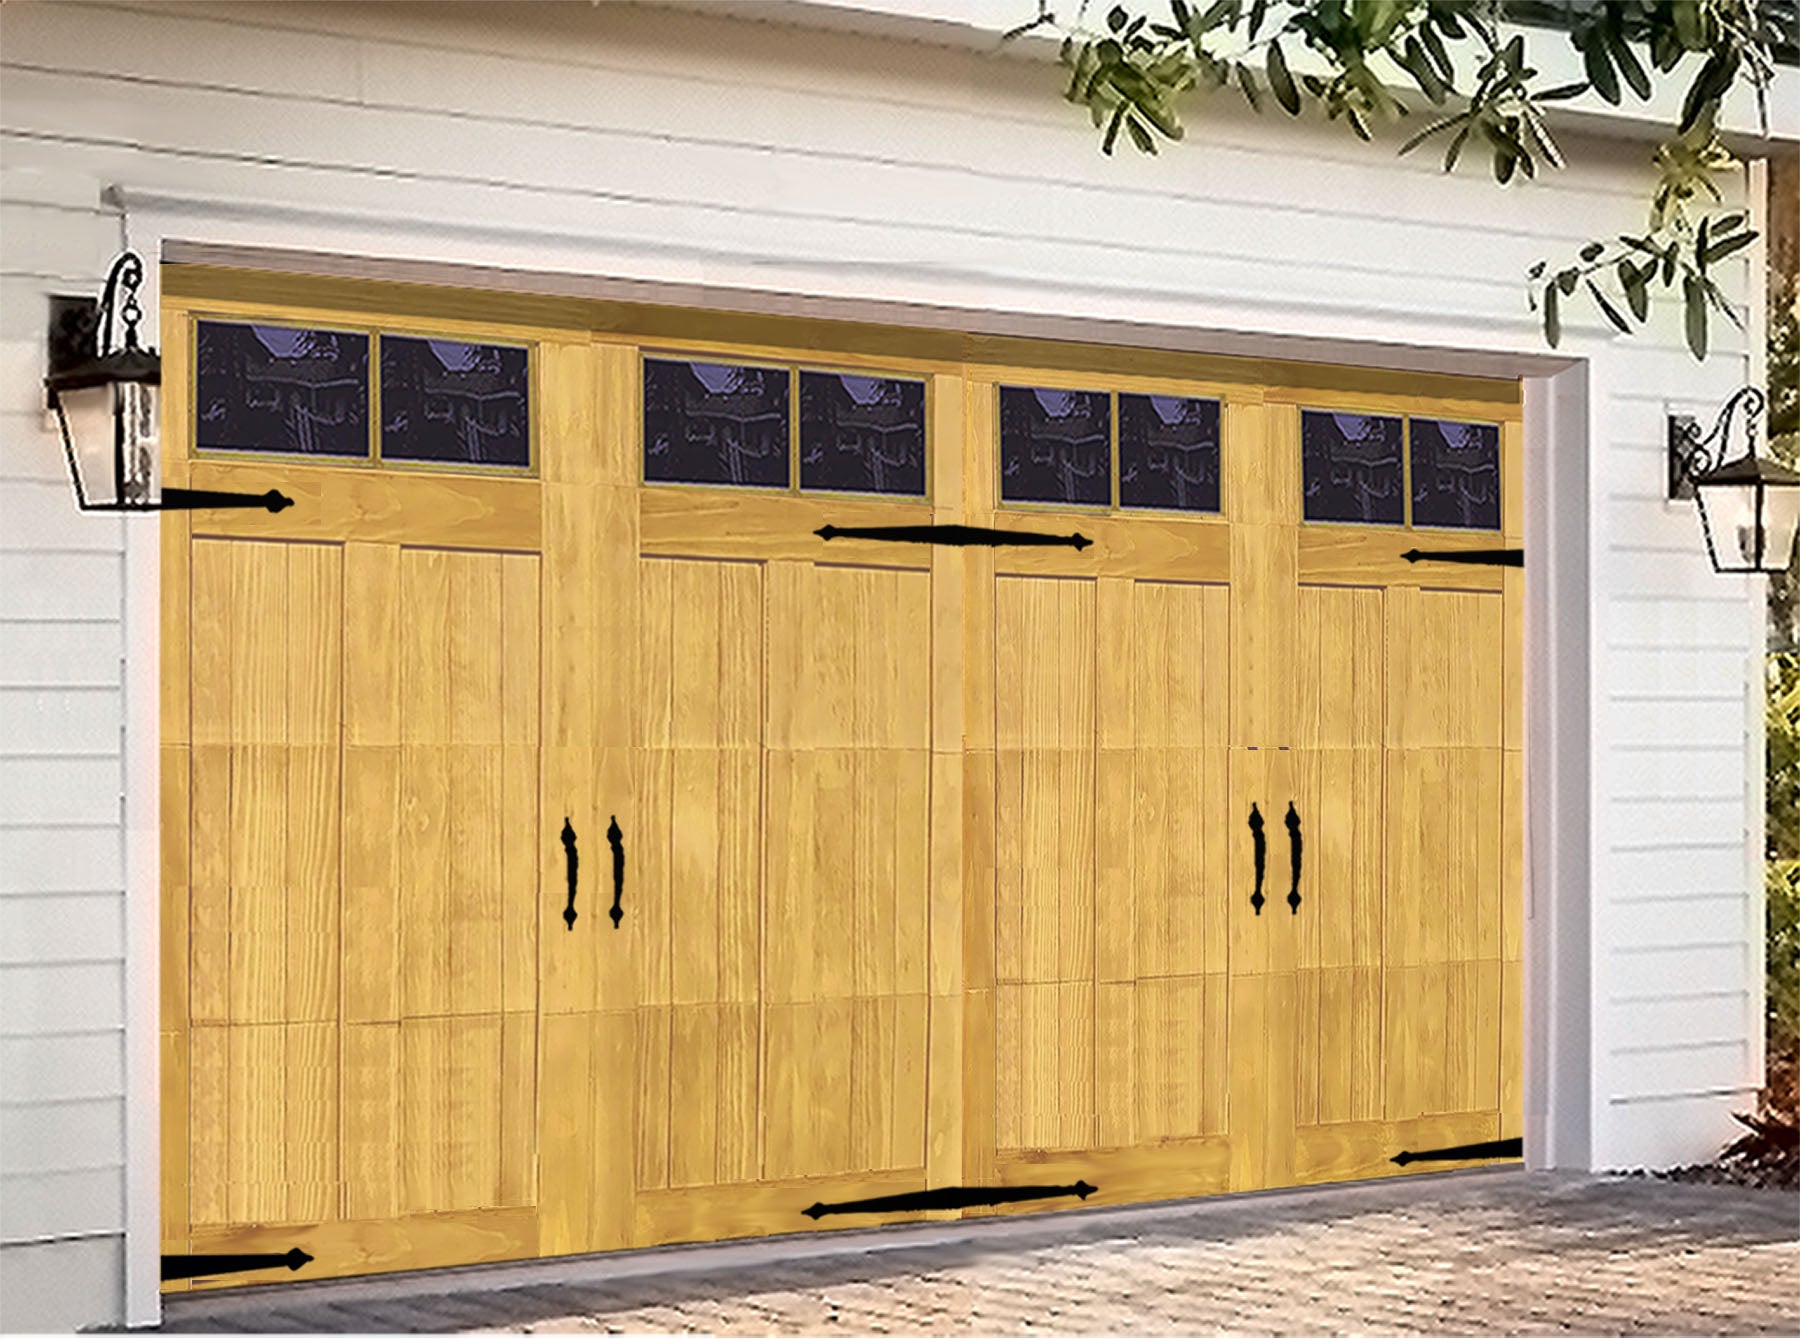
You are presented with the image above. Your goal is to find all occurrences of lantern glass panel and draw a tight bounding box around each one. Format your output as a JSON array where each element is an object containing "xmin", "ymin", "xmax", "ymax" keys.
[
  {"xmin": 56, "ymin": 381, "xmax": 118, "ymax": 505},
  {"xmin": 1763, "ymin": 484, "xmax": 1800, "ymax": 574},
  {"xmin": 1697, "ymin": 478, "xmax": 1764, "ymax": 570}
]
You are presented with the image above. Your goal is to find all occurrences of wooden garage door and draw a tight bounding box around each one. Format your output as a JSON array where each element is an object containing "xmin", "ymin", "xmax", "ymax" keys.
[{"xmin": 161, "ymin": 267, "xmax": 1522, "ymax": 1290}]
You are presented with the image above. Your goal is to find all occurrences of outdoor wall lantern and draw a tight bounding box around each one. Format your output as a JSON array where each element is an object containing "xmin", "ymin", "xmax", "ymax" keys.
[
  {"xmin": 1668, "ymin": 385, "xmax": 1800, "ymax": 575},
  {"xmin": 43, "ymin": 249, "xmax": 291, "ymax": 513}
]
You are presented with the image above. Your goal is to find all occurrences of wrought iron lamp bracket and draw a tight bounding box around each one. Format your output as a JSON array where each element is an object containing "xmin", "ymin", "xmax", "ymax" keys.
[{"xmin": 1669, "ymin": 385, "xmax": 1765, "ymax": 501}]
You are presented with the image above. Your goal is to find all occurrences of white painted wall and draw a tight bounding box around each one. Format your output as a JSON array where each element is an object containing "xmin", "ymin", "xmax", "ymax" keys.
[{"xmin": 0, "ymin": 0, "xmax": 1776, "ymax": 1329}]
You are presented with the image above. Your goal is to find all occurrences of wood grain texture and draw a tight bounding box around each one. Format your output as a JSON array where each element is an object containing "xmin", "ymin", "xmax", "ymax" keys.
[
  {"xmin": 180, "ymin": 1206, "xmax": 539, "ymax": 1290},
  {"xmin": 1293, "ymin": 1111, "xmax": 1503, "ymax": 1185},
  {"xmin": 1297, "ymin": 527, "xmax": 1505, "ymax": 592},
  {"xmin": 640, "ymin": 489, "xmax": 932, "ymax": 568},
  {"xmin": 185, "ymin": 460, "xmax": 541, "ymax": 550}
]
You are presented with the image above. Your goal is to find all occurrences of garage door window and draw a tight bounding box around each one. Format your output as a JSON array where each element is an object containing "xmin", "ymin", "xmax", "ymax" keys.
[
  {"xmin": 798, "ymin": 370, "xmax": 926, "ymax": 497},
  {"xmin": 999, "ymin": 385, "xmax": 1111, "ymax": 506},
  {"xmin": 1119, "ymin": 392, "xmax": 1220, "ymax": 513},
  {"xmin": 195, "ymin": 320, "xmax": 370, "ymax": 458},
  {"xmin": 1410, "ymin": 417, "xmax": 1501, "ymax": 530},
  {"xmin": 379, "ymin": 335, "xmax": 531, "ymax": 468},
  {"xmin": 643, "ymin": 357, "xmax": 790, "ymax": 487},
  {"xmin": 1301, "ymin": 409, "xmax": 1406, "ymax": 525}
]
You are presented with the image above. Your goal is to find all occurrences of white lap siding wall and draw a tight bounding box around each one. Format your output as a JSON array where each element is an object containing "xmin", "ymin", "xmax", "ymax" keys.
[{"xmin": 0, "ymin": 0, "xmax": 1770, "ymax": 1329}]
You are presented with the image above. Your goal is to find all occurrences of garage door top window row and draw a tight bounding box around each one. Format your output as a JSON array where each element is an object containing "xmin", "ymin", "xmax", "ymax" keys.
[{"xmin": 639, "ymin": 361, "xmax": 1498, "ymax": 530}]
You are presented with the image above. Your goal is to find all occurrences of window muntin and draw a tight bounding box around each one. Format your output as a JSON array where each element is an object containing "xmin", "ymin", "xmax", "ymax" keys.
[
  {"xmin": 380, "ymin": 335, "xmax": 530, "ymax": 468},
  {"xmin": 195, "ymin": 320, "xmax": 370, "ymax": 458},
  {"xmin": 998, "ymin": 385, "xmax": 1111, "ymax": 506},
  {"xmin": 1119, "ymin": 393, "xmax": 1220, "ymax": 513}
]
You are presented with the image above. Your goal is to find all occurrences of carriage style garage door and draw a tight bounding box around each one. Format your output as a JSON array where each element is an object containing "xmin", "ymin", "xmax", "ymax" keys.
[{"xmin": 158, "ymin": 267, "xmax": 1522, "ymax": 1290}]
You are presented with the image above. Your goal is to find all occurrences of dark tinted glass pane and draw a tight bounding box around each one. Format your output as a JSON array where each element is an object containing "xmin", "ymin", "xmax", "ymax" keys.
[
  {"xmin": 798, "ymin": 372, "xmax": 926, "ymax": 496},
  {"xmin": 380, "ymin": 336, "xmax": 530, "ymax": 467},
  {"xmin": 643, "ymin": 359, "xmax": 789, "ymax": 487},
  {"xmin": 1410, "ymin": 417, "xmax": 1501, "ymax": 530},
  {"xmin": 1301, "ymin": 410, "xmax": 1404, "ymax": 524},
  {"xmin": 195, "ymin": 321, "xmax": 368, "ymax": 457},
  {"xmin": 1119, "ymin": 393, "xmax": 1220, "ymax": 512},
  {"xmin": 998, "ymin": 386, "xmax": 1110, "ymax": 506}
]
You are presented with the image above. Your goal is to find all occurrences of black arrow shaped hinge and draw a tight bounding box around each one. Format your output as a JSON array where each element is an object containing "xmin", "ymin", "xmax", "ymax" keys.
[
  {"xmin": 1391, "ymin": 1136, "xmax": 1523, "ymax": 1165},
  {"xmin": 816, "ymin": 522, "xmax": 1091, "ymax": 551},
  {"xmin": 1401, "ymin": 548, "xmax": 1522, "ymax": 568},
  {"xmin": 802, "ymin": 1181, "xmax": 1096, "ymax": 1219},
  {"xmin": 162, "ymin": 1248, "xmax": 313, "ymax": 1282}
]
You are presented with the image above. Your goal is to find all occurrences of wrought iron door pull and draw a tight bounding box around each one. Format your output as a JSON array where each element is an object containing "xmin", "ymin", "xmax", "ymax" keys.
[
  {"xmin": 607, "ymin": 815, "xmax": 625, "ymax": 928},
  {"xmin": 561, "ymin": 817, "xmax": 578, "ymax": 930},
  {"xmin": 1286, "ymin": 801, "xmax": 1303, "ymax": 914},
  {"xmin": 1249, "ymin": 802, "xmax": 1266, "ymax": 915}
]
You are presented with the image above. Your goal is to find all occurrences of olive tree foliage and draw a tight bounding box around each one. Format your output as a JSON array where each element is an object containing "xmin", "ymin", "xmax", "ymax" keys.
[{"xmin": 1005, "ymin": 0, "xmax": 1792, "ymax": 360}]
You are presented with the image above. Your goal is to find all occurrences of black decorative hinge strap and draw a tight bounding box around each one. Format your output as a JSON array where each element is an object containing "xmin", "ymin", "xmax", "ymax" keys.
[
  {"xmin": 1249, "ymin": 802, "xmax": 1266, "ymax": 916},
  {"xmin": 159, "ymin": 487, "xmax": 295, "ymax": 512},
  {"xmin": 815, "ymin": 522, "xmax": 1091, "ymax": 551},
  {"xmin": 162, "ymin": 1248, "xmax": 313, "ymax": 1282},
  {"xmin": 1285, "ymin": 800, "xmax": 1303, "ymax": 914},
  {"xmin": 802, "ymin": 1181, "xmax": 1096, "ymax": 1219},
  {"xmin": 1400, "ymin": 548, "xmax": 1522, "ymax": 568},
  {"xmin": 561, "ymin": 817, "xmax": 578, "ymax": 931},
  {"xmin": 607, "ymin": 815, "xmax": 625, "ymax": 928},
  {"xmin": 1391, "ymin": 1136, "xmax": 1523, "ymax": 1166}
]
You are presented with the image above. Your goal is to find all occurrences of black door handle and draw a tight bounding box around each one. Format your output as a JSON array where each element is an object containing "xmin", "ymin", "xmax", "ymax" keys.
[
  {"xmin": 561, "ymin": 817, "xmax": 578, "ymax": 930},
  {"xmin": 1285, "ymin": 801, "xmax": 1303, "ymax": 914},
  {"xmin": 1249, "ymin": 802, "xmax": 1266, "ymax": 915},
  {"xmin": 607, "ymin": 816, "xmax": 625, "ymax": 928}
]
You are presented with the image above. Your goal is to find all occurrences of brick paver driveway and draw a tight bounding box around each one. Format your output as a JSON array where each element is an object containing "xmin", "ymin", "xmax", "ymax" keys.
[{"xmin": 159, "ymin": 1171, "xmax": 1797, "ymax": 1336}]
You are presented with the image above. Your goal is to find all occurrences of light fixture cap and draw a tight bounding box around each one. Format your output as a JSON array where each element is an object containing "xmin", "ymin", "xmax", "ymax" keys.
[{"xmin": 44, "ymin": 346, "xmax": 161, "ymax": 394}]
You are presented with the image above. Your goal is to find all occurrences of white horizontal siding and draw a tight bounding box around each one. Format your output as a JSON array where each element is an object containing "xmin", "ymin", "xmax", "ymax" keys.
[
  {"xmin": 0, "ymin": 1098, "xmax": 125, "ymax": 1177},
  {"xmin": 0, "ymin": 825, "xmax": 124, "ymax": 895},
  {"xmin": 0, "ymin": 1165, "xmax": 125, "ymax": 1244},
  {"xmin": 0, "ymin": 1032, "xmax": 125, "ymax": 1103},
  {"xmin": 0, "ymin": 893, "xmax": 125, "ymax": 965},
  {"xmin": 0, "ymin": 620, "xmax": 122, "ymax": 689},
  {"xmin": 0, "ymin": 963, "xmax": 125, "ymax": 1034}
]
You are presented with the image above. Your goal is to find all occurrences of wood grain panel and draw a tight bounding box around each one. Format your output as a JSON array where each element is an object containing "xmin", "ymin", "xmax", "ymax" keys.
[
  {"xmin": 640, "ymin": 489, "xmax": 932, "ymax": 567},
  {"xmin": 1294, "ymin": 1111, "xmax": 1503, "ymax": 1185},
  {"xmin": 185, "ymin": 460, "xmax": 541, "ymax": 550},
  {"xmin": 182, "ymin": 1206, "xmax": 539, "ymax": 1290}
]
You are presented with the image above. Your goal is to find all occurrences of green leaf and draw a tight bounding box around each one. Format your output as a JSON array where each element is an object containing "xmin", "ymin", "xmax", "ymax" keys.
[
  {"xmin": 1605, "ymin": 27, "xmax": 1651, "ymax": 100},
  {"xmin": 1544, "ymin": 282, "xmax": 1562, "ymax": 347},
  {"xmin": 1443, "ymin": 121, "xmax": 1473, "ymax": 172},
  {"xmin": 1236, "ymin": 61, "xmax": 1263, "ymax": 112},
  {"xmin": 1618, "ymin": 234, "xmax": 1661, "ymax": 257},
  {"xmin": 1420, "ymin": 20, "xmax": 1454, "ymax": 84},
  {"xmin": 1713, "ymin": 211, "xmax": 1748, "ymax": 234},
  {"xmin": 1672, "ymin": 0, "xmax": 1704, "ymax": 50},
  {"xmin": 1102, "ymin": 100, "xmax": 1129, "ymax": 154},
  {"xmin": 1557, "ymin": 267, "xmax": 1580, "ymax": 296},
  {"xmin": 1696, "ymin": 216, "xmax": 1711, "ymax": 274},
  {"xmin": 1585, "ymin": 278, "xmax": 1632, "ymax": 334},
  {"xmin": 1619, "ymin": 259, "xmax": 1650, "ymax": 321},
  {"xmin": 1582, "ymin": 35, "xmax": 1621, "ymax": 105},
  {"xmin": 1348, "ymin": 107, "xmax": 1372, "ymax": 141},
  {"xmin": 1247, "ymin": 0, "xmax": 1268, "ymax": 41},
  {"xmin": 1402, "ymin": 36, "xmax": 1448, "ymax": 104},
  {"xmin": 1704, "ymin": 229, "xmax": 1756, "ymax": 265},
  {"xmin": 1684, "ymin": 273, "xmax": 1709, "ymax": 359},
  {"xmin": 1194, "ymin": 0, "xmax": 1234, "ymax": 33},
  {"xmin": 1662, "ymin": 240, "xmax": 1680, "ymax": 285},
  {"xmin": 1534, "ymin": 81, "xmax": 1590, "ymax": 101},
  {"xmin": 1126, "ymin": 114, "xmax": 1158, "ymax": 154},
  {"xmin": 1108, "ymin": 5, "xmax": 1128, "ymax": 33},
  {"xmin": 1267, "ymin": 39, "xmax": 1300, "ymax": 115},
  {"xmin": 1171, "ymin": 0, "xmax": 1192, "ymax": 29},
  {"xmin": 1527, "ymin": 259, "xmax": 1547, "ymax": 280},
  {"xmin": 1579, "ymin": 241, "xmax": 1605, "ymax": 263}
]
